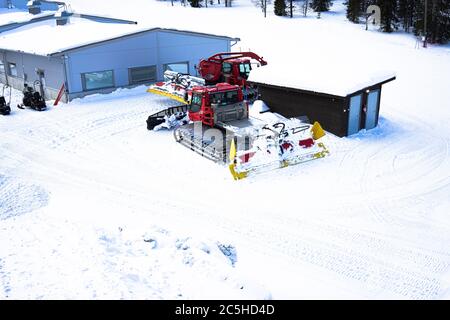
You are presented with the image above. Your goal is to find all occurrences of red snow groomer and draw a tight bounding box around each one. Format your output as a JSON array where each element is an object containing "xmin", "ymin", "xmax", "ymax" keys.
[
  {"xmin": 147, "ymin": 52, "xmax": 267, "ymax": 104},
  {"xmin": 146, "ymin": 52, "xmax": 329, "ymax": 179},
  {"xmin": 198, "ymin": 52, "xmax": 268, "ymax": 86},
  {"xmin": 197, "ymin": 52, "xmax": 267, "ymax": 99}
]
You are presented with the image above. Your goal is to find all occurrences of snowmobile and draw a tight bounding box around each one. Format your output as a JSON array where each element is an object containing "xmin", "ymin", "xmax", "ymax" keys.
[
  {"xmin": 17, "ymin": 81, "xmax": 47, "ymax": 111},
  {"xmin": 0, "ymin": 84, "xmax": 12, "ymax": 116}
]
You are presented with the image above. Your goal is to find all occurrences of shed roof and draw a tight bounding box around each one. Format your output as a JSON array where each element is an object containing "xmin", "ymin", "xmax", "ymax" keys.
[
  {"xmin": 0, "ymin": 16, "xmax": 240, "ymax": 57},
  {"xmin": 248, "ymin": 63, "xmax": 396, "ymax": 97}
]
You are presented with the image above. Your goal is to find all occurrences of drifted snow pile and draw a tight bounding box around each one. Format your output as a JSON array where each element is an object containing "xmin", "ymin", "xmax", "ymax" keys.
[{"xmin": 95, "ymin": 225, "xmax": 271, "ymax": 299}]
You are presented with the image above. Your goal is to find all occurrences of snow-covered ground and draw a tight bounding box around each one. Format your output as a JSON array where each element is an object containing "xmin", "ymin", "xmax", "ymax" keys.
[{"xmin": 1, "ymin": 0, "xmax": 450, "ymax": 299}]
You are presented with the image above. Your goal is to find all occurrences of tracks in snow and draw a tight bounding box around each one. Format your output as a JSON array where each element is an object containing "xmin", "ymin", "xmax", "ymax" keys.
[
  {"xmin": 0, "ymin": 174, "xmax": 49, "ymax": 221},
  {"xmin": 1, "ymin": 93, "xmax": 449, "ymax": 299}
]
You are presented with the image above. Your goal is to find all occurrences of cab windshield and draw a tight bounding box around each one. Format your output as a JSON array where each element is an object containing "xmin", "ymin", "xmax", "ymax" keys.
[{"xmin": 209, "ymin": 90, "xmax": 239, "ymax": 106}]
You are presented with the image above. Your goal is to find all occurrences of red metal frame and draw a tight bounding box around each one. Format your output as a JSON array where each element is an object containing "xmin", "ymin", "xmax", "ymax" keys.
[{"xmin": 197, "ymin": 52, "xmax": 267, "ymax": 87}]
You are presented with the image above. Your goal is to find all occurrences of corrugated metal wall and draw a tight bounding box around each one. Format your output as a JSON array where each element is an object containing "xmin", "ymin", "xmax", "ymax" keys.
[
  {"xmin": 65, "ymin": 30, "xmax": 231, "ymax": 99},
  {"xmin": 0, "ymin": 50, "xmax": 65, "ymax": 101},
  {"xmin": 1, "ymin": 30, "xmax": 232, "ymax": 102}
]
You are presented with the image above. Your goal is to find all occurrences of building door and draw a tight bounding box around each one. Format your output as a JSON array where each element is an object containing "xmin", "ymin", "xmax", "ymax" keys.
[
  {"xmin": 348, "ymin": 94, "xmax": 362, "ymax": 135},
  {"xmin": 365, "ymin": 89, "xmax": 380, "ymax": 130},
  {"xmin": 36, "ymin": 69, "xmax": 45, "ymax": 99}
]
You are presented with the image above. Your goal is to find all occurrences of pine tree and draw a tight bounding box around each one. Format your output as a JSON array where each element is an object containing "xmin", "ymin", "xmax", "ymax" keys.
[
  {"xmin": 310, "ymin": 0, "xmax": 332, "ymax": 12},
  {"xmin": 346, "ymin": 0, "xmax": 363, "ymax": 23},
  {"xmin": 397, "ymin": 0, "xmax": 408, "ymax": 30},
  {"xmin": 188, "ymin": 0, "xmax": 201, "ymax": 7},
  {"xmin": 274, "ymin": 0, "xmax": 287, "ymax": 16},
  {"xmin": 377, "ymin": 0, "xmax": 398, "ymax": 32},
  {"xmin": 433, "ymin": 0, "xmax": 450, "ymax": 44},
  {"xmin": 414, "ymin": 0, "xmax": 450, "ymax": 44}
]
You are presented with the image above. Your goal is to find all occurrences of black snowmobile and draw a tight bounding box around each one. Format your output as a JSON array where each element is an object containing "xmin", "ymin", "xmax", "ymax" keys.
[
  {"xmin": 0, "ymin": 84, "xmax": 12, "ymax": 116},
  {"xmin": 17, "ymin": 81, "xmax": 47, "ymax": 111}
]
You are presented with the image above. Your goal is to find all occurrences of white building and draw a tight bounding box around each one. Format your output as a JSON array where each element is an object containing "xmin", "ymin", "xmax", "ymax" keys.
[{"xmin": 0, "ymin": 15, "xmax": 239, "ymax": 102}]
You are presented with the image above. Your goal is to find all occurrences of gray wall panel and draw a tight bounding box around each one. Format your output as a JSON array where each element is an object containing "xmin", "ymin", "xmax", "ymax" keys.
[
  {"xmin": 66, "ymin": 30, "xmax": 230, "ymax": 94},
  {"xmin": 0, "ymin": 50, "xmax": 65, "ymax": 100}
]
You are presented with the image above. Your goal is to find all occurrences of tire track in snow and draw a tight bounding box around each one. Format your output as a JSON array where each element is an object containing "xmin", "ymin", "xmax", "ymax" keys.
[
  {"xmin": 337, "ymin": 114, "xmax": 450, "ymax": 226},
  {"xmin": 2, "ymin": 94, "xmax": 449, "ymax": 299},
  {"xmin": 214, "ymin": 216, "xmax": 447, "ymax": 299},
  {"xmin": 0, "ymin": 174, "xmax": 49, "ymax": 221},
  {"xmin": 8, "ymin": 137, "xmax": 445, "ymax": 300},
  {"xmin": 2, "ymin": 92, "xmax": 177, "ymax": 155},
  {"xmin": 0, "ymin": 258, "xmax": 12, "ymax": 298},
  {"xmin": 2, "ymin": 133, "xmax": 448, "ymax": 300},
  {"xmin": 94, "ymin": 186, "xmax": 450, "ymax": 300}
]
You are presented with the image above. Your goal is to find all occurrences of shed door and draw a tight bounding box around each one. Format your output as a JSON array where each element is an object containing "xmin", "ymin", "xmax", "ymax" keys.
[
  {"xmin": 348, "ymin": 94, "xmax": 362, "ymax": 135},
  {"xmin": 365, "ymin": 89, "xmax": 380, "ymax": 130},
  {"xmin": 36, "ymin": 69, "xmax": 46, "ymax": 99}
]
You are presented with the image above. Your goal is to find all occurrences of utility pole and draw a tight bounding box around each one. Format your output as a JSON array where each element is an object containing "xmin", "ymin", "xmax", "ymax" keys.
[{"xmin": 423, "ymin": 0, "xmax": 428, "ymax": 47}]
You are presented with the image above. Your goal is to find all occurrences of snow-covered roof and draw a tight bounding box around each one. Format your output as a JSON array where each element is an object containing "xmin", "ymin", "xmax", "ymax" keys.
[
  {"xmin": 0, "ymin": 8, "xmax": 53, "ymax": 25},
  {"xmin": 0, "ymin": 16, "xmax": 239, "ymax": 57},
  {"xmin": 248, "ymin": 63, "xmax": 396, "ymax": 97}
]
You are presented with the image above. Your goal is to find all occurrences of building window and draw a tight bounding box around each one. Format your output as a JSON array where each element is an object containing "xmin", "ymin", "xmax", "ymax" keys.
[
  {"xmin": 8, "ymin": 62, "xmax": 17, "ymax": 77},
  {"xmin": 0, "ymin": 60, "xmax": 5, "ymax": 74},
  {"xmin": 81, "ymin": 70, "xmax": 114, "ymax": 91},
  {"xmin": 163, "ymin": 62, "xmax": 189, "ymax": 74},
  {"xmin": 129, "ymin": 65, "xmax": 156, "ymax": 85}
]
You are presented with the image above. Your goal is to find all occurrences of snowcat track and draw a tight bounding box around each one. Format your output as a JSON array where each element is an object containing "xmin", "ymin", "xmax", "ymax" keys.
[{"xmin": 174, "ymin": 125, "xmax": 230, "ymax": 163}]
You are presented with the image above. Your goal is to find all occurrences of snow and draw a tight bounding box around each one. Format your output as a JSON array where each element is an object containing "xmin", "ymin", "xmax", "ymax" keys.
[
  {"xmin": 1, "ymin": 0, "xmax": 450, "ymax": 300},
  {"xmin": 249, "ymin": 100, "xmax": 270, "ymax": 115},
  {"xmin": 0, "ymin": 17, "xmax": 143, "ymax": 56},
  {"xmin": 0, "ymin": 11, "xmax": 238, "ymax": 56},
  {"xmin": 0, "ymin": 8, "xmax": 53, "ymax": 26}
]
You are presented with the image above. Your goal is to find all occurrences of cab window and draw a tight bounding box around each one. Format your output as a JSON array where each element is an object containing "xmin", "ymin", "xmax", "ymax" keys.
[
  {"xmin": 225, "ymin": 90, "xmax": 239, "ymax": 104},
  {"xmin": 239, "ymin": 63, "xmax": 251, "ymax": 78},
  {"xmin": 190, "ymin": 93, "xmax": 202, "ymax": 113},
  {"xmin": 210, "ymin": 90, "xmax": 239, "ymax": 106},
  {"xmin": 222, "ymin": 63, "xmax": 232, "ymax": 74}
]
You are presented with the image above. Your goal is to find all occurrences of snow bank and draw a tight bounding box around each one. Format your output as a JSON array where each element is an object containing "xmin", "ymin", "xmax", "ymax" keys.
[{"xmin": 249, "ymin": 99, "xmax": 270, "ymax": 116}]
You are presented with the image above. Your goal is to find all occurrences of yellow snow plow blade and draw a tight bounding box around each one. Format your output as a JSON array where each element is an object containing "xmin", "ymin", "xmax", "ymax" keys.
[
  {"xmin": 147, "ymin": 87, "xmax": 189, "ymax": 105},
  {"xmin": 228, "ymin": 121, "xmax": 330, "ymax": 180},
  {"xmin": 311, "ymin": 121, "xmax": 326, "ymax": 140},
  {"xmin": 229, "ymin": 163, "xmax": 248, "ymax": 180},
  {"xmin": 229, "ymin": 143, "xmax": 329, "ymax": 180},
  {"xmin": 228, "ymin": 140, "xmax": 248, "ymax": 180}
]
